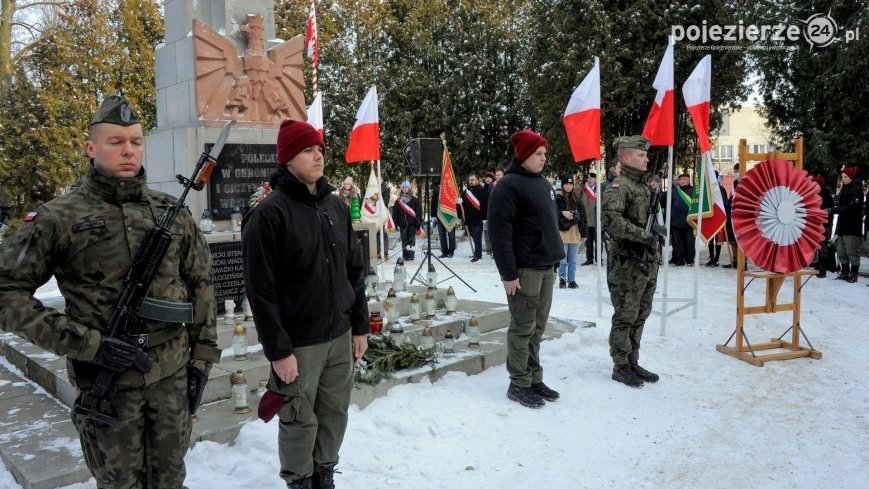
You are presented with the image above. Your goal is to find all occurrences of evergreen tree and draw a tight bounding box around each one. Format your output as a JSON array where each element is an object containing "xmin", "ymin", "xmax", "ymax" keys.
[
  {"xmin": 750, "ymin": 1, "xmax": 868, "ymax": 178},
  {"xmin": 526, "ymin": 0, "xmax": 750, "ymax": 178},
  {"xmin": 0, "ymin": 0, "xmax": 162, "ymax": 219}
]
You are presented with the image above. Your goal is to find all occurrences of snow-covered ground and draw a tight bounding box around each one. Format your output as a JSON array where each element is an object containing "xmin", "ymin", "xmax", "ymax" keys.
[{"xmin": 4, "ymin": 240, "xmax": 868, "ymax": 489}]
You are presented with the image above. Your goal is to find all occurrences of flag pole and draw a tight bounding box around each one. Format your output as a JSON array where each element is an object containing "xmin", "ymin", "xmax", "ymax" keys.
[
  {"xmin": 596, "ymin": 158, "xmax": 603, "ymax": 318},
  {"xmin": 311, "ymin": 0, "xmax": 319, "ymax": 96},
  {"xmin": 659, "ymin": 146, "xmax": 674, "ymax": 335},
  {"xmin": 377, "ymin": 160, "xmax": 389, "ymax": 264},
  {"xmin": 692, "ymin": 152, "xmax": 710, "ymax": 319}
]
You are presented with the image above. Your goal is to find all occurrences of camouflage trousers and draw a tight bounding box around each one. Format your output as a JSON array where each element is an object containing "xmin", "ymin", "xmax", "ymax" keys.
[
  {"xmin": 608, "ymin": 254, "xmax": 658, "ymax": 366},
  {"xmin": 505, "ymin": 267, "xmax": 554, "ymax": 387},
  {"xmin": 71, "ymin": 366, "xmax": 191, "ymax": 488},
  {"xmin": 272, "ymin": 329, "xmax": 353, "ymax": 484}
]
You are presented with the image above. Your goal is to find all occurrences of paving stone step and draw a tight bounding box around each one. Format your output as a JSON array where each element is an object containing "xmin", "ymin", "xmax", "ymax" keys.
[{"xmin": 1, "ymin": 307, "xmax": 593, "ymax": 489}]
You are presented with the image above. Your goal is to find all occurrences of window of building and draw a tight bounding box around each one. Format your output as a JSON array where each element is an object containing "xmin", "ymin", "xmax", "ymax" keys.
[{"xmin": 713, "ymin": 145, "xmax": 733, "ymax": 161}]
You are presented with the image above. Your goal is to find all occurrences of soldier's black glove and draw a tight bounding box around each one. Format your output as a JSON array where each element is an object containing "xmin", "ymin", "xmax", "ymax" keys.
[
  {"xmin": 93, "ymin": 336, "xmax": 153, "ymax": 372},
  {"xmin": 643, "ymin": 231, "xmax": 659, "ymax": 252},
  {"xmin": 187, "ymin": 368, "xmax": 209, "ymax": 414}
]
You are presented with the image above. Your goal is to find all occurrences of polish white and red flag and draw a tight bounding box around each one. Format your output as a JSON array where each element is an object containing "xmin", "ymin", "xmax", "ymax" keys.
[
  {"xmin": 682, "ymin": 55, "xmax": 712, "ymax": 153},
  {"xmin": 306, "ymin": 91, "xmax": 324, "ymax": 139},
  {"xmin": 345, "ymin": 86, "xmax": 380, "ymax": 163},
  {"xmin": 305, "ymin": 0, "xmax": 319, "ymax": 66},
  {"xmin": 642, "ymin": 36, "xmax": 675, "ymax": 147},
  {"xmin": 562, "ymin": 57, "xmax": 601, "ymax": 162}
]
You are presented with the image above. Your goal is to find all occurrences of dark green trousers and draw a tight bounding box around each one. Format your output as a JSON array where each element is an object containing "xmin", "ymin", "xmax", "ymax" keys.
[
  {"xmin": 71, "ymin": 366, "xmax": 190, "ymax": 489},
  {"xmin": 272, "ymin": 329, "xmax": 353, "ymax": 485},
  {"xmin": 505, "ymin": 267, "xmax": 554, "ymax": 387},
  {"xmin": 608, "ymin": 254, "xmax": 658, "ymax": 366}
]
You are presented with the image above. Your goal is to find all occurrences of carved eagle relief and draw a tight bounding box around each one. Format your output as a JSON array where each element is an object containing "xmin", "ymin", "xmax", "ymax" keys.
[{"xmin": 193, "ymin": 14, "xmax": 307, "ymax": 126}]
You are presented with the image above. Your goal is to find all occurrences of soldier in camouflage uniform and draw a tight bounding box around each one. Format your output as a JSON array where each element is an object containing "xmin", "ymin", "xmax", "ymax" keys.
[
  {"xmin": 601, "ymin": 135, "xmax": 661, "ymax": 388},
  {"xmin": 0, "ymin": 96, "xmax": 220, "ymax": 488}
]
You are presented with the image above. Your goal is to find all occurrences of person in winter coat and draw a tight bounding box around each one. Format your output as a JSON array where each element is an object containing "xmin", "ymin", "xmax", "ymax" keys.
[
  {"xmin": 431, "ymin": 183, "xmax": 456, "ymax": 258},
  {"xmin": 392, "ymin": 180, "xmax": 423, "ymax": 261},
  {"xmin": 556, "ymin": 175, "xmax": 588, "ymax": 288},
  {"xmin": 579, "ymin": 172, "xmax": 598, "ymax": 265},
  {"xmin": 669, "ymin": 173, "xmax": 695, "ymax": 266},
  {"xmin": 833, "ymin": 167, "xmax": 864, "ymax": 283},
  {"xmin": 462, "ymin": 172, "xmax": 489, "ymax": 261},
  {"xmin": 813, "ymin": 175, "xmax": 835, "ymax": 277},
  {"xmin": 337, "ymin": 176, "xmax": 360, "ymax": 208},
  {"xmin": 489, "ymin": 129, "xmax": 565, "ymax": 409},
  {"xmin": 242, "ymin": 120, "xmax": 369, "ymax": 489}
]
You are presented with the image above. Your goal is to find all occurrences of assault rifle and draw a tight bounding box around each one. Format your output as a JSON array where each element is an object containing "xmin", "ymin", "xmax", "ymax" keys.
[
  {"xmin": 73, "ymin": 122, "xmax": 231, "ymax": 427},
  {"xmin": 638, "ymin": 174, "xmax": 667, "ymax": 275}
]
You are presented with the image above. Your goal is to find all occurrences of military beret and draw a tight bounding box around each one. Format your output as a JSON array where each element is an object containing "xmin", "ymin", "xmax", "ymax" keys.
[
  {"xmin": 615, "ymin": 135, "xmax": 651, "ymax": 151},
  {"xmin": 90, "ymin": 95, "xmax": 141, "ymax": 126}
]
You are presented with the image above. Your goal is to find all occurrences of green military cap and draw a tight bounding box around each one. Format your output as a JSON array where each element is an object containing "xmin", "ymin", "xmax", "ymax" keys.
[
  {"xmin": 616, "ymin": 135, "xmax": 651, "ymax": 151},
  {"xmin": 90, "ymin": 95, "xmax": 141, "ymax": 126}
]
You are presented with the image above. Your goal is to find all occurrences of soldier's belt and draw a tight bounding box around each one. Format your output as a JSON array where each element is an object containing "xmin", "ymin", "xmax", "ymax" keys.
[
  {"xmin": 122, "ymin": 325, "xmax": 184, "ymax": 349},
  {"xmin": 138, "ymin": 297, "xmax": 193, "ymax": 324}
]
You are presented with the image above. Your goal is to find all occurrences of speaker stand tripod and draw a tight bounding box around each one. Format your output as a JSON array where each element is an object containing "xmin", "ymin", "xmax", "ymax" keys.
[{"xmin": 408, "ymin": 175, "xmax": 477, "ymax": 292}]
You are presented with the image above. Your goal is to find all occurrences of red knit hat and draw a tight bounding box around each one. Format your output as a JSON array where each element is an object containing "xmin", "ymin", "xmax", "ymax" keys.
[
  {"xmin": 842, "ymin": 167, "xmax": 857, "ymax": 180},
  {"xmin": 812, "ymin": 175, "xmax": 825, "ymax": 188},
  {"xmin": 277, "ymin": 119, "xmax": 325, "ymax": 165},
  {"xmin": 509, "ymin": 129, "xmax": 548, "ymax": 163}
]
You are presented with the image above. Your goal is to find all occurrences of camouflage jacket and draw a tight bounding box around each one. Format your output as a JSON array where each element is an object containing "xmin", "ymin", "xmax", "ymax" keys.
[
  {"xmin": 602, "ymin": 164, "xmax": 656, "ymax": 260},
  {"xmin": 0, "ymin": 165, "xmax": 220, "ymax": 389}
]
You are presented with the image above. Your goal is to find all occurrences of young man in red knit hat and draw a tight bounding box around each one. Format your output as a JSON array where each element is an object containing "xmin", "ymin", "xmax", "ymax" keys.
[
  {"xmin": 488, "ymin": 129, "xmax": 565, "ymax": 408},
  {"xmin": 833, "ymin": 166, "xmax": 864, "ymax": 283},
  {"xmin": 242, "ymin": 119, "xmax": 370, "ymax": 489}
]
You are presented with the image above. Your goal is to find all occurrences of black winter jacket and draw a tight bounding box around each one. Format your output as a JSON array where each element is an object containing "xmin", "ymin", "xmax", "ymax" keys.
[
  {"xmin": 241, "ymin": 167, "xmax": 369, "ymax": 361},
  {"xmin": 488, "ymin": 158, "xmax": 565, "ymax": 281},
  {"xmin": 834, "ymin": 179, "xmax": 864, "ymax": 236},
  {"xmin": 556, "ymin": 188, "xmax": 588, "ymax": 236},
  {"xmin": 392, "ymin": 194, "xmax": 422, "ymax": 229},
  {"xmin": 462, "ymin": 184, "xmax": 489, "ymax": 226},
  {"xmin": 668, "ymin": 185, "xmax": 694, "ymax": 229}
]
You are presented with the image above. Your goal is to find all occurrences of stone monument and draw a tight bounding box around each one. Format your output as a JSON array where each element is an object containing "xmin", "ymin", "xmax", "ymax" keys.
[
  {"xmin": 145, "ymin": 0, "xmax": 305, "ymax": 223},
  {"xmin": 145, "ymin": 0, "xmax": 307, "ymax": 307}
]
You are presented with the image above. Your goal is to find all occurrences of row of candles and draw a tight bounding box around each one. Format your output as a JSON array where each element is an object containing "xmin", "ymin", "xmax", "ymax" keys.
[
  {"xmin": 225, "ymin": 259, "xmax": 484, "ymax": 414},
  {"xmin": 367, "ymin": 259, "xmax": 440, "ymax": 299}
]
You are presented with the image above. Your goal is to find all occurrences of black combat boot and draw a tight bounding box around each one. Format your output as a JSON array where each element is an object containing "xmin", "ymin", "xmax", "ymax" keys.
[
  {"xmin": 630, "ymin": 364, "xmax": 659, "ymax": 383},
  {"xmin": 506, "ymin": 383, "xmax": 545, "ymax": 408},
  {"xmin": 612, "ymin": 365, "xmax": 643, "ymax": 388},
  {"xmin": 568, "ymin": 281, "xmax": 579, "ymax": 289},
  {"xmin": 559, "ymin": 276, "xmax": 566, "ymax": 288},
  {"xmin": 287, "ymin": 476, "xmax": 313, "ymax": 489},
  {"xmin": 312, "ymin": 466, "xmax": 335, "ymax": 489},
  {"xmin": 847, "ymin": 265, "xmax": 859, "ymax": 283},
  {"xmin": 531, "ymin": 382, "xmax": 560, "ymax": 401},
  {"xmin": 835, "ymin": 263, "xmax": 850, "ymax": 280}
]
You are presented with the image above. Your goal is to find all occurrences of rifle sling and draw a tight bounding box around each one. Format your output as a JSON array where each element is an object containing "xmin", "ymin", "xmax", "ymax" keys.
[
  {"xmin": 138, "ymin": 297, "xmax": 193, "ymax": 324},
  {"xmin": 122, "ymin": 324, "xmax": 185, "ymax": 349}
]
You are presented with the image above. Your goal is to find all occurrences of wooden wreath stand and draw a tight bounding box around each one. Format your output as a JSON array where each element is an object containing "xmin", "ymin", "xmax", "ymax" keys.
[{"xmin": 716, "ymin": 138, "xmax": 822, "ymax": 367}]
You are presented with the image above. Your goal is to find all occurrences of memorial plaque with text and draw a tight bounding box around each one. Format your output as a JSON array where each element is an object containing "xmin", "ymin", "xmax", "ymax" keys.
[
  {"xmin": 209, "ymin": 241, "xmax": 245, "ymax": 308},
  {"xmin": 206, "ymin": 143, "xmax": 275, "ymax": 220}
]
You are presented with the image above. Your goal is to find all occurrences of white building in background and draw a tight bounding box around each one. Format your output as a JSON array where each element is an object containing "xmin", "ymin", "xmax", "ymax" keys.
[
  {"xmin": 712, "ymin": 105, "xmax": 774, "ymax": 172},
  {"xmin": 711, "ymin": 105, "xmax": 774, "ymax": 195}
]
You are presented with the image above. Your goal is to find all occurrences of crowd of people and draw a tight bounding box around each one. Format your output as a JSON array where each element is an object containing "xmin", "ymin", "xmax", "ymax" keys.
[{"xmin": 1, "ymin": 96, "xmax": 866, "ymax": 488}]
